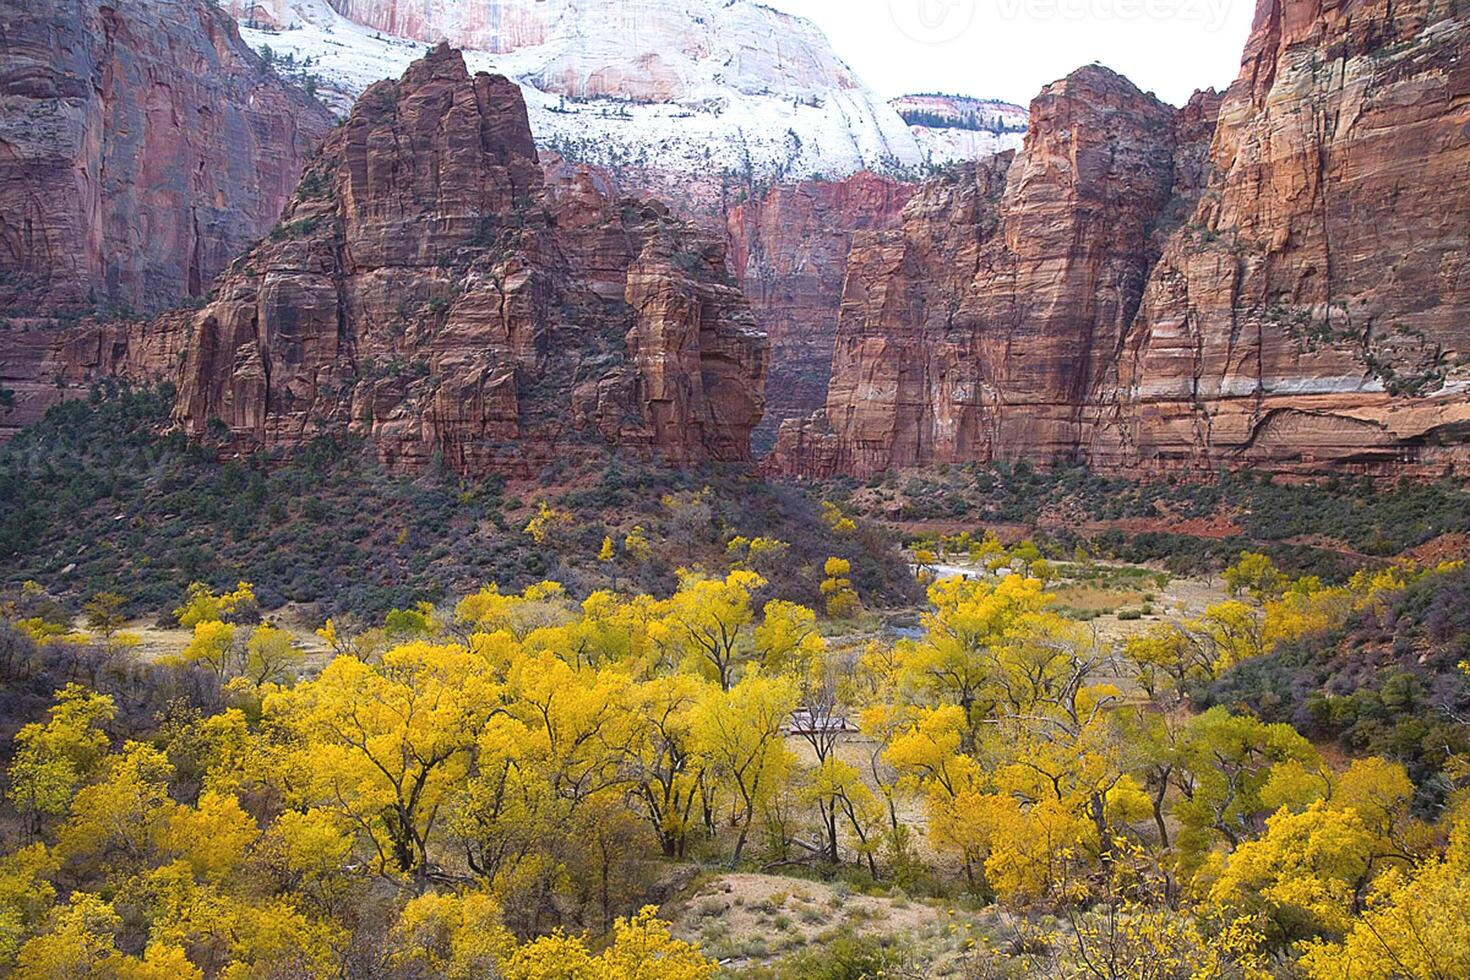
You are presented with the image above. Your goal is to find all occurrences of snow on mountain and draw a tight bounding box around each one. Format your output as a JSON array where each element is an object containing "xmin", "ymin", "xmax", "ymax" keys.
[
  {"xmin": 904, "ymin": 126, "xmax": 1026, "ymax": 167},
  {"xmin": 891, "ymin": 94, "xmax": 1029, "ymax": 130},
  {"xmin": 891, "ymin": 94, "xmax": 1027, "ymax": 167},
  {"xmin": 224, "ymin": 0, "xmax": 947, "ymax": 199}
]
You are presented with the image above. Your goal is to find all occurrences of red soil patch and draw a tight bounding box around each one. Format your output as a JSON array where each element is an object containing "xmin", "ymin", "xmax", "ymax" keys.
[
  {"xmin": 1403, "ymin": 533, "xmax": 1470, "ymax": 565},
  {"xmin": 1083, "ymin": 515, "xmax": 1244, "ymax": 539}
]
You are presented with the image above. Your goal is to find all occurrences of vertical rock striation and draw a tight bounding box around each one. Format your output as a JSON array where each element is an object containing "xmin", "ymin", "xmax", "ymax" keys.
[
  {"xmin": 774, "ymin": 0, "xmax": 1470, "ymax": 478},
  {"xmin": 725, "ymin": 174, "xmax": 915, "ymax": 450},
  {"xmin": 0, "ymin": 0, "xmax": 332, "ymax": 317},
  {"xmin": 772, "ymin": 67, "xmax": 1207, "ymax": 477},
  {"xmin": 1098, "ymin": 0, "xmax": 1470, "ymax": 474}
]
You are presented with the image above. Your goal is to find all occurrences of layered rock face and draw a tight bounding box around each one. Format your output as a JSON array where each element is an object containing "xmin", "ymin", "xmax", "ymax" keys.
[
  {"xmin": 0, "ymin": 0, "xmax": 331, "ymax": 317},
  {"xmin": 0, "ymin": 313, "xmax": 193, "ymax": 441},
  {"xmin": 725, "ymin": 174, "xmax": 915, "ymax": 450},
  {"xmin": 772, "ymin": 67, "xmax": 1203, "ymax": 477},
  {"xmin": 1098, "ymin": 0, "xmax": 1470, "ymax": 474},
  {"xmin": 775, "ymin": 0, "xmax": 1470, "ymax": 479},
  {"xmin": 118, "ymin": 45, "xmax": 765, "ymax": 474}
]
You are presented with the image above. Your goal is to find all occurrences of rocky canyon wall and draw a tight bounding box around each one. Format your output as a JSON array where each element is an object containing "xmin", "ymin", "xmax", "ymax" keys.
[
  {"xmin": 57, "ymin": 45, "xmax": 767, "ymax": 476},
  {"xmin": 0, "ymin": 0, "xmax": 332, "ymax": 438},
  {"xmin": 1096, "ymin": 0, "xmax": 1470, "ymax": 474},
  {"xmin": 0, "ymin": 0, "xmax": 332, "ymax": 318},
  {"xmin": 537, "ymin": 160, "xmax": 920, "ymax": 454},
  {"xmin": 771, "ymin": 67, "xmax": 1209, "ymax": 477},
  {"xmin": 10, "ymin": 0, "xmax": 1468, "ymax": 482},
  {"xmin": 774, "ymin": 0, "xmax": 1470, "ymax": 478},
  {"xmin": 725, "ymin": 174, "xmax": 915, "ymax": 450}
]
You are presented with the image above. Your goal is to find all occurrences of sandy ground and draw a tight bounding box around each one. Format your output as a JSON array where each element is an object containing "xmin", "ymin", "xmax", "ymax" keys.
[
  {"xmin": 915, "ymin": 559, "xmax": 1230, "ymax": 647},
  {"xmin": 670, "ymin": 871, "xmax": 1012, "ymax": 975},
  {"xmin": 116, "ymin": 608, "xmax": 333, "ymax": 668}
]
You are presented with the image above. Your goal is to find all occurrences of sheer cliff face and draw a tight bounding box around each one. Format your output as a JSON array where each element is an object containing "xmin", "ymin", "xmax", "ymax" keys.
[
  {"xmin": 0, "ymin": 0, "xmax": 332, "ymax": 318},
  {"xmin": 770, "ymin": 67, "xmax": 1196, "ymax": 477},
  {"xmin": 775, "ymin": 0, "xmax": 1470, "ymax": 479},
  {"xmin": 1099, "ymin": 0, "xmax": 1470, "ymax": 474},
  {"xmin": 725, "ymin": 174, "xmax": 915, "ymax": 451},
  {"xmin": 154, "ymin": 46, "xmax": 765, "ymax": 475}
]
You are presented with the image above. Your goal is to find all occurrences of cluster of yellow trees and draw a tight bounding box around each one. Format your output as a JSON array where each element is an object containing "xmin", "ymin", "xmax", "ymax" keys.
[{"xmin": 2, "ymin": 551, "xmax": 1467, "ymax": 978}]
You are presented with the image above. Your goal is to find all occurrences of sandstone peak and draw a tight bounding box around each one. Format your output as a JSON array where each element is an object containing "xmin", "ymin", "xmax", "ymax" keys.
[
  {"xmin": 1053, "ymin": 63, "xmax": 1142, "ymax": 91},
  {"xmin": 769, "ymin": 66, "xmax": 1186, "ymax": 477},
  {"xmin": 51, "ymin": 44, "xmax": 768, "ymax": 475},
  {"xmin": 220, "ymin": 0, "xmax": 931, "ymax": 201},
  {"xmin": 402, "ymin": 39, "xmax": 468, "ymax": 81}
]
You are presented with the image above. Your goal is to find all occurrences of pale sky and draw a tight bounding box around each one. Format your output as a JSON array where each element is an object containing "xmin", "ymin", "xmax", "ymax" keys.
[{"xmin": 766, "ymin": 0, "xmax": 1257, "ymax": 107}]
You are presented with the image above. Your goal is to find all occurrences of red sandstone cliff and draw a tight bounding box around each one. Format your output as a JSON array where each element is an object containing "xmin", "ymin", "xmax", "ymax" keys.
[
  {"xmin": 1096, "ymin": 0, "xmax": 1470, "ymax": 474},
  {"xmin": 725, "ymin": 174, "xmax": 915, "ymax": 450},
  {"xmin": 0, "ymin": 0, "xmax": 332, "ymax": 317},
  {"xmin": 774, "ymin": 0, "xmax": 1470, "ymax": 479},
  {"xmin": 771, "ymin": 67, "xmax": 1203, "ymax": 477},
  {"xmin": 0, "ymin": 0, "xmax": 332, "ymax": 439},
  {"xmin": 83, "ymin": 45, "xmax": 766, "ymax": 475},
  {"xmin": 539, "ymin": 159, "xmax": 918, "ymax": 454}
]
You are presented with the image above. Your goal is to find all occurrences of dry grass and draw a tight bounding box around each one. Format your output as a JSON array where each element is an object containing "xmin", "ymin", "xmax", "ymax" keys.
[
  {"xmin": 669, "ymin": 872, "xmax": 1011, "ymax": 976},
  {"xmin": 1048, "ymin": 584, "xmax": 1146, "ymax": 613}
]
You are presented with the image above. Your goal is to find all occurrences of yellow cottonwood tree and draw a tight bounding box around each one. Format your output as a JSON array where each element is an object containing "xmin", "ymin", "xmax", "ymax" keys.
[
  {"xmin": 1206, "ymin": 801, "xmax": 1379, "ymax": 940},
  {"xmin": 266, "ymin": 642, "xmax": 500, "ymax": 879},
  {"xmin": 624, "ymin": 673, "xmax": 709, "ymax": 858},
  {"xmin": 752, "ymin": 599, "xmax": 823, "ymax": 675},
  {"xmin": 1197, "ymin": 600, "xmax": 1266, "ymax": 667},
  {"xmin": 1224, "ymin": 552, "xmax": 1287, "ymax": 603},
  {"xmin": 657, "ymin": 569, "xmax": 764, "ymax": 691},
  {"xmin": 503, "ymin": 906, "xmax": 713, "ymax": 980},
  {"xmin": 178, "ymin": 620, "xmax": 238, "ymax": 683},
  {"xmin": 523, "ymin": 501, "xmax": 574, "ymax": 545},
  {"xmin": 691, "ymin": 668, "xmax": 797, "ymax": 866},
  {"xmin": 1170, "ymin": 707, "xmax": 1322, "ymax": 864},
  {"xmin": 56, "ymin": 742, "xmax": 175, "ymax": 870},
  {"xmin": 899, "ymin": 574, "xmax": 1053, "ymax": 747},
  {"xmin": 0, "ymin": 844, "xmax": 58, "ymax": 969},
  {"xmin": 390, "ymin": 891, "xmax": 513, "ymax": 980},
  {"xmin": 623, "ymin": 526, "xmax": 652, "ymax": 564},
  {"xmin": 175, "ymin": 581, "xmax": 256, "ymax": 629},
  {"xmin": 12, "ymin": 894, "xmax": 201, "ymax": 980},
  {"xmin": 1298, "ymin": 823, "xmax": 1470, "ymax": 979},
  {"xmin": 243, "ymin": 625, "xmax": 306, "ymax": 686},
  {"xmin": 819, "ymin": 557, "xmax": 859, "ymax": 618},
  {"xmin": 6, "ymin": 685, "xmax": 114, "ymax": 838}
]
